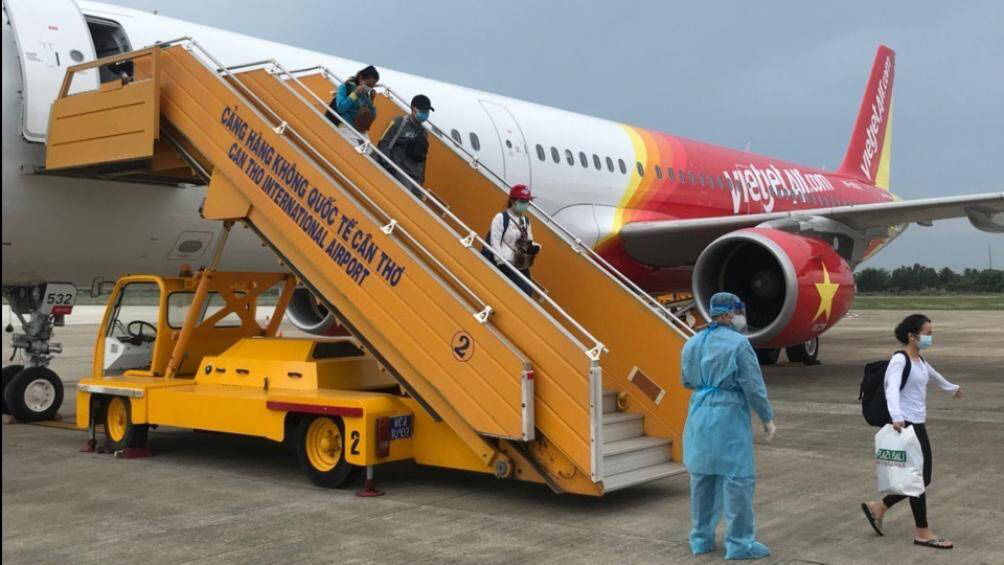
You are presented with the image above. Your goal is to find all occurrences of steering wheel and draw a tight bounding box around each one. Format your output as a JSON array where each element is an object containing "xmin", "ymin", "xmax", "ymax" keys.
[{"xmin": 126, "ymin": 320, "xmax": 158, "ymax": 344}]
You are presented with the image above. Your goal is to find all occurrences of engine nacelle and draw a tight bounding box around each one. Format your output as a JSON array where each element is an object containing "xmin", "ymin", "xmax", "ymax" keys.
[
  {"xmin": 286, "ymin": 287, "xmax": 351, "ymax": 337},
  {"xmin": 693, "ymin": 228, "xmax": 855, "ymax": 347}
]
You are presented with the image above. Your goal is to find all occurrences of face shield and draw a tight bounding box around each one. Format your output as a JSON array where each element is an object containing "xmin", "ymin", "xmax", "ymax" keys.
[{"xmin": 708, "ymin": 293, "xmax": 747, "ymax": 332}]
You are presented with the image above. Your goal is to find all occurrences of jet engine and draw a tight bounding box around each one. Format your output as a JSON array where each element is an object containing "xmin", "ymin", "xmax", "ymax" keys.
[
  {"xmin": 286, "ymin": 287, "xmax": 351, "ymax": 336},
  {"xmin": 692, "ymin": 228, "xmax": 855, "ymax": 348}
]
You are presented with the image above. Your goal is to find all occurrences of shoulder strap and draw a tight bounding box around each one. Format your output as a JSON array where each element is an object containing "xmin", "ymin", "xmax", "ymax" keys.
[
  {"xmin": 384, "ymin": 117, "xmax": 408, "ymax": 151},
  {"xmin": 896, "ymin": 350, "xmax": 911, "ymax": 390},
  {"xmin": 500, "ymin": 210, "xmax": 511, "ymax": 242}
]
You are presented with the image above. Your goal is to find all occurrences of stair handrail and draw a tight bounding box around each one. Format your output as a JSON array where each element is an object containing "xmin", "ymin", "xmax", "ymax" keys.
[
  {"xmin": 149, "ymin": 38, "xmax": 604, "ymax": 360},
  {"xmin": 145, "ymin": 39, "xmax": 507, "ymax": 341},
  {"xmin": 290, "ymin": 65, "xmax": 694, "ymax": 340},
  {"xmin": 255, "ymin": 59, "xmax": 608, "ymax": 361}
]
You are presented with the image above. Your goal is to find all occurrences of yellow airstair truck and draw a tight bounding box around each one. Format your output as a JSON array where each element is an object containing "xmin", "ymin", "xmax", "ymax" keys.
[{"xmin": 45, "ymin": 39, "xmax": 696, "ymax": 496}]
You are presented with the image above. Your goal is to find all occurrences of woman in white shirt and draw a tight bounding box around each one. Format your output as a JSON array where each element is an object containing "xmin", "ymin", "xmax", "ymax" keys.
[
  {"xmin": 487, "ymin": 184, "xmax": 540, "ymax": 297},
  {"xmin": 861, "ymin": 314, "xmax": 963, "ymax": 550}
]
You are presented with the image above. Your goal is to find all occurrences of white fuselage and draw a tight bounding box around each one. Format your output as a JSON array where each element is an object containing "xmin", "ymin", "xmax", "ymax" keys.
[{"xmin": 3, "ymin": 1, "xmax": 643, "ymax": 288}]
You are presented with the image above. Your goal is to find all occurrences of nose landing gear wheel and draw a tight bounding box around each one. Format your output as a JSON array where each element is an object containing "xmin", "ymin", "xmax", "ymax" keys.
[
  {"xmin": 2, "ymin": 364, "xmax": 25, "ymax": 414},
  {"xmin": 102, "ymin": 396, "xmax": 148, "ymax": 450},
  {"xmin": 296, "ymin": 415, "xmax": 362, "ymax": 488},
  {"xmin": 3, "ymin": 366, "xmax": 63, "ymax": 422}
]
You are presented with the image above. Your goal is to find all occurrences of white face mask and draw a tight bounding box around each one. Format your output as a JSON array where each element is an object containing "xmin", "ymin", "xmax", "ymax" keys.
[{"xmin": 730, "ymin": 314, "xmax": 747, "ymax": 332}]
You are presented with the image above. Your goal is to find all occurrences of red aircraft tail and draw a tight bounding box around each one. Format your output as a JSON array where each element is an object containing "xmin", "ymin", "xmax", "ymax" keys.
[{"xmin": 838, "ymin": 45, "xmax": 895, "ymax": 189}]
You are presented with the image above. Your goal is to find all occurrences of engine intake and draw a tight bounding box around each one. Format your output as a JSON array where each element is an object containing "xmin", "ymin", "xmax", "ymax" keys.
[
  {"xmin": 286, "ymin": 287, "xmax": 351, "ymax": 336},
  {"xmin": 692, "ymin": 228, "xmax": 854, "ymax": 347}
]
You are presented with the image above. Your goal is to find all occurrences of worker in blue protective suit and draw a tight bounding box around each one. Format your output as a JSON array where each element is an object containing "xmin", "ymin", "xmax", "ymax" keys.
[{"xmin": 682, "ymin": 292, "xmax": 776, "ymax": 560}]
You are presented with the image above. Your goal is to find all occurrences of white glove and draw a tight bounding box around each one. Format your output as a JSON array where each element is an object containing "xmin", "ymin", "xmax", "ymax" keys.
[{"xmin": 763, "ymin": 421, "xmax": 776, "ymax": 443}]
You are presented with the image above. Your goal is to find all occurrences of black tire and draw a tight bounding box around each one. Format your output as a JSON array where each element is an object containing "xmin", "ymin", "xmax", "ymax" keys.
[
  {"xmin": 102, "ymin": 395, "xmax": 149, "ymax": 450},
  {"xmin": 2, "ymin": 364, "xmax": 25, "ymax": 414},
  {"xmin": 3, "ymin": 366, "xmax": 63, "ymax": 422},
  {"xmin": 786, "ymin": 336, "xmax": 821, "ymax": 365},
  {"xmin": 755, "ymin": 348, "xmax": 781, "ymax": 365},
  {"xmin": 295, "ymin": 415, "xmax": 362, "ymax": 488}
]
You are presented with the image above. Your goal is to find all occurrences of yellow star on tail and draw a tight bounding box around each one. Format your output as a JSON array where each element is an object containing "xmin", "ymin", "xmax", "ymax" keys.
[{"xmin": 813, "ymin": 263, "xmax": 840, "ymax": 322}]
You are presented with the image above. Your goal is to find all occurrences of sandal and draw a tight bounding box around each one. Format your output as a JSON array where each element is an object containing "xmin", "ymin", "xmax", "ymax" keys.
[
  {"xmin": 914, "ymin": 538, "xmax": 953, "ymax": 549},
  {"xmin": 860, "ymin": 502, "xmax": 883, "ymax": 536}
]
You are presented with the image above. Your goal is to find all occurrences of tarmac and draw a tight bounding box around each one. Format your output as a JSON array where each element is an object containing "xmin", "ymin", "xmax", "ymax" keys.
[{"xmin": 3, "ymin": 309, "xmax": 1003, "ymax": 564}]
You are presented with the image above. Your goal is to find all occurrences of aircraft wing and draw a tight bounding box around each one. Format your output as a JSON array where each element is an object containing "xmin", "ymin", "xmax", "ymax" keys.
[{"xmin": 619, "ymin": 192, "xmax": 1004, "ymax": 267}]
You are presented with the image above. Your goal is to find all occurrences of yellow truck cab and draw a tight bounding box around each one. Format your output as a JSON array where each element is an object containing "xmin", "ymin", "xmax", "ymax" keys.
[{"xmin": 77, "ymin": 270, "xmax": 491, "ymax": 490}]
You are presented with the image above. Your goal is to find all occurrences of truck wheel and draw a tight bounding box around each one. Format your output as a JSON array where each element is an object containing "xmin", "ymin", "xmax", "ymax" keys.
[
  {"xmin": 103, "ymin": 396, "xmax": 148, "ymax": 450},
  {"xmin": 755, "ymin": 348, "xmax": 780, "ymax": 365},
  {"xmin": 2, "ymin": 364, "xmax": 25, "ymax": 414},
  {"xmin": 786, "ymin": 337, "xmax": 820, "ymax": 366},
  {"xmin": 296, "ymin": 415, "xmax": 361, "ymax": 488},
  {"xmin": 4, "ymin": 366, "xmax": 63, "ymax": 422}
]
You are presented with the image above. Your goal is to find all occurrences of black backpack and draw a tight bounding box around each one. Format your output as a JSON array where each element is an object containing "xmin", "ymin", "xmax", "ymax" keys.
[
  {"xmin": 480, "ymin": 211, "xmax": 511, "ymax": 263},
  {"xmin": 859, "ymin": 350, "xmax": 913, "ymax": 426},
  {"xmin": 325, "ymin": 80, "xmax": 355, "ymax": 127}
]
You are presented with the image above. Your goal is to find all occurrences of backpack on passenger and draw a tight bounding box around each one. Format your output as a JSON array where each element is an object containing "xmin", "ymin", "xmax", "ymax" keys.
[
  {"xmin": 859, "ymin": 350, "xmax": 912, "ymax": 426},
  {"xmin": 480, "ymin": 211, "xmax": 511, "ymax": 264}
]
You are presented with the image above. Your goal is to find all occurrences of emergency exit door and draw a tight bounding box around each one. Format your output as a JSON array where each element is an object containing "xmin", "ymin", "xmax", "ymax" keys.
[{"xmin": 480, "ymin": 100, "xmax": 531, "ymax": 188}]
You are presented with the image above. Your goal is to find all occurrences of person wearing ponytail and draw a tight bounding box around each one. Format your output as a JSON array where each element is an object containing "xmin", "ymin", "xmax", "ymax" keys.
[
  {"xmin": 329, "ymin": 65, "xmax": 379, "ymax": 132},
  {"xmin": 860, "ymin": 313, "xmax": 963, "ymax": 550}
]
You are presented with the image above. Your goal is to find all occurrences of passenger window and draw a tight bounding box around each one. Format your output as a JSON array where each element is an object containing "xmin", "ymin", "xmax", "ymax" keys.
[
  {"xmin": 469, "ymin": 132, "xmax": 481, "ymax": 151},
  {"xmin": 565, "ymin": 149, "xmax": 575, "ymax": 166},
  {"xmin": 606, "ymin": 156, "xmax": 614, "ymax": 172},
  {"xmin": 655, "ymin": 165, "xmax": 663, "ymax": 179},
  {"xmin": 579, "ymin": 151, "xmax": 588, "ymax": 168},
  {"xmin": 451, "ymin": 129, "xmax": 463, "ymax": 145},
  {"xmin": 551, "ymin": 146, "xmax": 560, "ymax": 164},
  {"xmin": 536, "ymin": 144, "xmax": 546, "ymax": 161},
  {"xmin": 618, "ymin": 159, "xmax": 627, "ymax": 174},
  {"xmin": 634, "ymin": 162, "xmax": 644, "ymax": 176},
  {"xmin": 690, "ymin": 172, "xmax": 698, "ymax": 185},
  {"xmin": 593, "ymin": 154, "xmax": 602, "ymax": 170},
  {"xmin": 667, "ymin": 167, "xmax": 676, "ymax": 181}
]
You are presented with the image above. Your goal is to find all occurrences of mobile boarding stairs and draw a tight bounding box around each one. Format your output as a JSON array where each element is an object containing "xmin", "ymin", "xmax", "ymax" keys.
[{"xmin": 43, "ymin": 39, "xmax": 696, "ymax": 496}]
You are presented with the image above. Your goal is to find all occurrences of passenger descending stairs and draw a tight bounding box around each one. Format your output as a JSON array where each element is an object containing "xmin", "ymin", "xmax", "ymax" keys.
[
  {"xmin": 42, "ymin": 40, "xmax": 695, "ymax": 495},
  {"xmin": 601, "ymin": 389, "xmax": 684, "ymax": 492}
]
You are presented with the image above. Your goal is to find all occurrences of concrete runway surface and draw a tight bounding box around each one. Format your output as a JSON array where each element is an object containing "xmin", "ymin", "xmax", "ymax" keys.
[{"xmin": 3, "ymin": 310, "xmax": 1003, "ymax": 564}]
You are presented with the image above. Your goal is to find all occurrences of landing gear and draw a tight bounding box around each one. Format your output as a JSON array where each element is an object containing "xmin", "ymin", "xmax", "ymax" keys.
[
  {"xmin": 4, "ymin": 366, "xmax": 63, "ymax": 422},
  {"xmin": 2, "ymin": 283, "xmax": 75, "ymax": 421},
  {"xmin": 786, "ymin": 336, "xmax": 821, "ymax": 365},
  {"xmin": 755, "ymin": 348, "xmax": 781, "ymax": 365}
]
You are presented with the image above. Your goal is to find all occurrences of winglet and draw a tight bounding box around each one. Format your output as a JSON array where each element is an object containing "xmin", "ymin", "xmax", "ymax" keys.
[{"xmin": 838, "ymin": 45, "xmax": 895, "ymax": 190}]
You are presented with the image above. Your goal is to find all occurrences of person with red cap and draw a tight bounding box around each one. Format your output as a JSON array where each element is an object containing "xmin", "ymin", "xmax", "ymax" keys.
[{"xmin": 483, "ymin": 184, "xmax": 541, "ymax": 297}]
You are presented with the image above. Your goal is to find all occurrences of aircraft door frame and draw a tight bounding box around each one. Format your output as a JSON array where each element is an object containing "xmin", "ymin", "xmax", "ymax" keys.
[
  {"xmin": 4, "ymin": 0, "xmax": 98, "ymax": 142},
  {"xmin": 479, "ymin": 100, "xmax": 532, "ymax": 188}
]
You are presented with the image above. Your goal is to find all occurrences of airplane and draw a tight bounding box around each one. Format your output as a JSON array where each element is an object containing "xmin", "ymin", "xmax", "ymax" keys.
[{"xmin": 3, "ymin": 0, "xmax": 1003, "ymax": 420}]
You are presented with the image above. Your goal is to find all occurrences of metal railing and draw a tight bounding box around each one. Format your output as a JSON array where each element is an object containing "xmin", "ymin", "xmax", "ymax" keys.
[
  {"xmin": 121, "ymin": 38, "xmax": 603, "ymax": 360},
  {"xmin": 289, "ymin": 64, "xmax": 694, "ymax": 340},
  {"xmin": 244, "ymin": 58, "xmax": 607, "ymax": 360}
]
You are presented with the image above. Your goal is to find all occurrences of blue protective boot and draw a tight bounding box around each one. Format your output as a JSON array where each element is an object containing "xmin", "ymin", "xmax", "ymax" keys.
[{"xmin": 724, "ymin": 540, "xmax": 770, "ymax": 560}]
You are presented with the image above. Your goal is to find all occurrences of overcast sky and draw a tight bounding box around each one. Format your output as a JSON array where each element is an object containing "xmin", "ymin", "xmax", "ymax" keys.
[{"xmin": 112, "ymin": 0, "xmax": 1004, "ymax": 270}]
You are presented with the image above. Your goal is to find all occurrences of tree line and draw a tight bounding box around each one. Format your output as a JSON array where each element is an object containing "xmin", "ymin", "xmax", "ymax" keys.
[{"xmin": 854, "ymin": 264, "xmax": 1004, "ymax": 293}]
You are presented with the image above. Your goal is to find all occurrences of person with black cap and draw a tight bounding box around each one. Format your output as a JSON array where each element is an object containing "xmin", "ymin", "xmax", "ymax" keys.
[
  {"xmin": 376, "ymin": 94, "xmax": 434, "ymax": 195},
  {"xmin": 328, "ymin": 65, "xmax": 379, "ymax": 132}
]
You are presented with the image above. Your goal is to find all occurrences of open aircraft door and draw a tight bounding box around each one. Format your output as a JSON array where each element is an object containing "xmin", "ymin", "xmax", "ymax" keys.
[
  {"xmin": 480, "ymin": 100, "xmax": 532, "ymax": 188},
  {"xmin": 4, "ymin": 0, "xmax": 98, "ymax": 142}
]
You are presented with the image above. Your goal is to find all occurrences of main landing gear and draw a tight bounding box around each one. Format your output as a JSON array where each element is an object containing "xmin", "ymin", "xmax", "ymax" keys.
[
  {"xmin": 3, "ymin": 283, "xmax": 75, "ymax": 422},
  {"xmin": 755, "ymin": 336, "xmax": 820, "ymax": 366}
]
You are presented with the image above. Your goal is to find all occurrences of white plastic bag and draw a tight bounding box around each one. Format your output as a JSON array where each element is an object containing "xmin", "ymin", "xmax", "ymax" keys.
[{"xmin": 875, "ymin": 424, "xmax": 925, "ymax": 497}]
